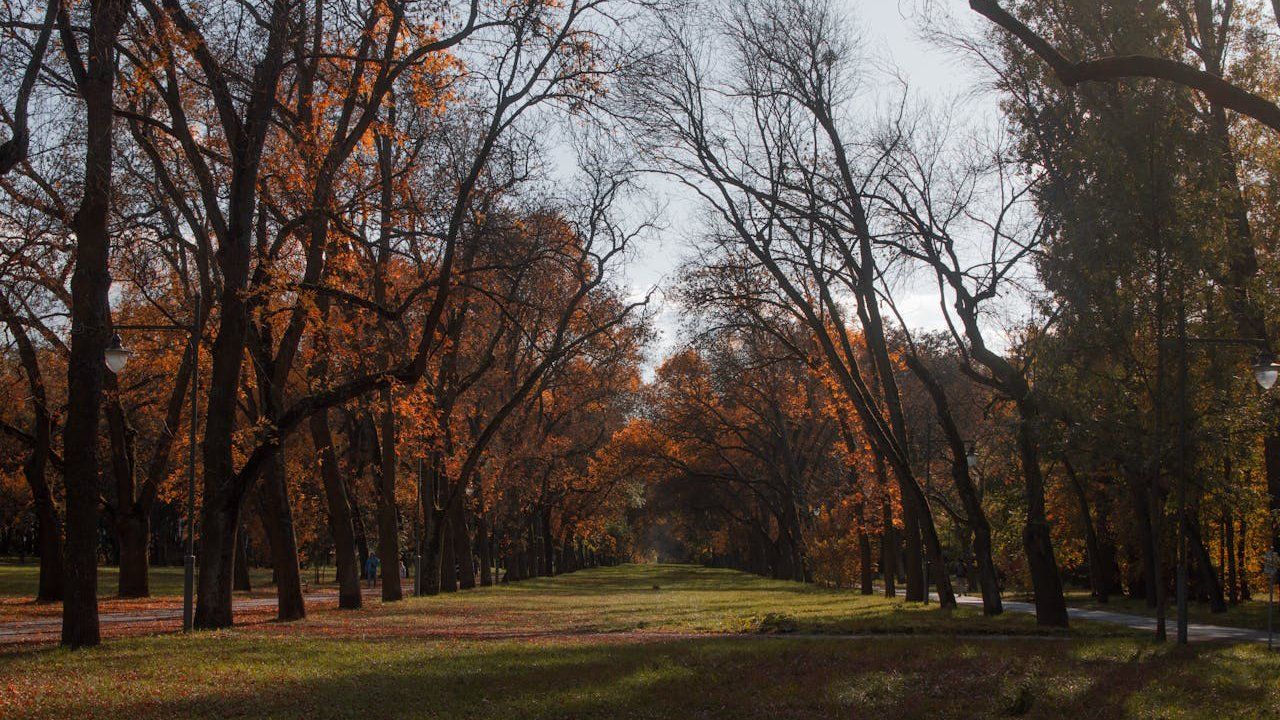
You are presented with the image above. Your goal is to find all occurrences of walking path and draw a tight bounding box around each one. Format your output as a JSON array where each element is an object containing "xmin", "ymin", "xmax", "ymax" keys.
[{"xmin": 950, "ymin": 593, "xmax": 1274, "ymax": 644}]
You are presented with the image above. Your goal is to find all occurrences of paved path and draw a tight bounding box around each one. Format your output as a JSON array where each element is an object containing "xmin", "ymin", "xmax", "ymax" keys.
[{"xmin": 949, "ymin": 593, "xmax": 1273, "ymax": 644}]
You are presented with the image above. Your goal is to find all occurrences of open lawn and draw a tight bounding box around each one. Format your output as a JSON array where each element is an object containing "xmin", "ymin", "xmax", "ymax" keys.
[
  {"xmin": 0, "ymin": 565, "xmax": 1276, "ymax": 719},
  {"xmin": 0, "ymin": 561, "xmax": 281, "ymax": 598},
  {"xmin": 0, "ymin": 562, "xmax": 298, "ymax": 624}
]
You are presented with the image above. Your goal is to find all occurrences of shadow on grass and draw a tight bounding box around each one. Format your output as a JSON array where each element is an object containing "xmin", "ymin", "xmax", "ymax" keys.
[{"xmin": 8, "ymin": 633, "xmax": 1275, "ymax": 719}]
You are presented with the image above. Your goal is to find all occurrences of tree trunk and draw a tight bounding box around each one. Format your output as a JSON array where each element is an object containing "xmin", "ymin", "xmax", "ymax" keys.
[
  {"xmin": 858, "ymin": 526, "xmax": 874, "ymax": 595},
  {"xmin": 1267, "ymin": 434, "xmax": 1280, "ymax": 564},
  {"xmin": 1187, "ymin": 513, "xmax": 1227, "ymax": 613},
  {"xmin": 192, "ymin": 0, "xmax": 291, "ymax": 630},
  {"xmin": 4, "ymin": 291, "xmax": 64, "ymax": 603},
  {"xmin": 1238, "ymin": 514, "xmax": 1252, "ymax": 601},
  {"xmin": 375, "ymin": 387, "xmax": 402, "ymax": 601},
  {"xmin": 527, "ymin": 523, "xmax": 540, "ymax": 578},
  {"xmin": 310, "ymin": 411, "xmax": 361, "ymax": 608},
  {"xmin": 421, "ymin": 524, "xmax": 443, "ymax": 595},
  {"xmin": 234, "ymin": 529, "xmax": 252, "ymax": 592},
  {"xmin": 33, "ymin": 489, "xmax": 63, "ymax": 602},
  {"xmin": 452, "ymin": 491, "xmax": 475, "ymax": 589},
  {"xmin": 880, "ymin": 478, "xmax": 896, "ymax": 598},
  {"xmin": 61, "ymin": 0, "xmax": 131, "ymax": 648},
  {"xmin": 439, "ymin": 509, "xmax": 457, "ymax": 593},
  {"xmin": 1015, "ymin": 416, "xmax": 1069, "ymax": 627},
  {"xmin": 256, "ymin": 456, "xmax": 305, "ymax": 621},
  {"xmin": 194, "ymin": 493, "xmax": 239, "ymax": 629},
  {"xmin": 1126, "ymin": 472, "xmax": 1158, "ymax": 606},
  {"xmin": 478, "ymin": 515, "xmax": 493, "ymax": 586},
  {"xmin": 540, "ymin": 509, "xmax": 555, "ymax": 577},
  {"xmin": 1224, "ymin": 509, "xmax": 1239, "ymax": 605},
  {"xmin": 1065, "ymin": 464, "xmax": 1109, "ymax": 603},
  {"xmin": 418, "ymin": 457, "xmax": 442, "ymax": 596},
  {"xmin": 901, "ymin": 496, "xmax": 925, "ymax": 601},
  {"xmin": 904, "ymin": 353, "xmax": 1002, "ymax": 614},
  {"xmin": 115, "ymin": 512, "xmax": 150, "ymax": 598}
]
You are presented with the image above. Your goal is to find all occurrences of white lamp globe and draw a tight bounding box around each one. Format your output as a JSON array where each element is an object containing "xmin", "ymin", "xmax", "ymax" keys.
[{"xmin": 104, "ymin": 334, "xmax": 131, "ymax": 374}]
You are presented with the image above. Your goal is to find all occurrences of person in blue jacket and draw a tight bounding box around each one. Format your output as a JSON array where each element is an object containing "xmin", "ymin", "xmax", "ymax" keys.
[{"xmin": 364, "ymin": 553, "xmax": 380, "ymax": 588}]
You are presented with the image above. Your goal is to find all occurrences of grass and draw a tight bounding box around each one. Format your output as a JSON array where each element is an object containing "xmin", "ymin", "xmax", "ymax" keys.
[
  {"xmin": 1064, "ymin": 589, "xmax": 1276, "ymax": 633},
  {"xmin": 0, "ymin": 561, "xmax": 336, "ymax": 624},
  {"xmin": 0, "ymin": 561, "xmax": 282, "ymax": 598},
  {"xmin": 333, "ymin": 564, "xmax": 1128, "ymax": 638},
  {"xmin": 0, "ymin": 564, "xmax": 1276, "ymax": 719}
]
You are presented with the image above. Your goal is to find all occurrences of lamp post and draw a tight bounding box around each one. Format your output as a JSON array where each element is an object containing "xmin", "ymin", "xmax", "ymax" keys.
[
  {"xmin": 1166, "ymin": 330, "xmax": 1277, "ymax": 646},
  {"xmin": 414, "ymin": 457, "xmax": 424, "ymax": 596},
  {"xmin": 105, "ymin": 293, "xmax": 201, "ymax": 632}
]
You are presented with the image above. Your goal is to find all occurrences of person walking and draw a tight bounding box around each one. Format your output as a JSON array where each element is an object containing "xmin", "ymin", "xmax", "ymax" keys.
[{"xmin": 364, "ymin": 552, "xmax": 380, "ymax": 589}]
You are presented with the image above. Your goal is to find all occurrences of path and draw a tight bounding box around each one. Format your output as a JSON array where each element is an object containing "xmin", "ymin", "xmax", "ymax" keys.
[{"xmin": 949, "ymin": 592, "xmax": 1274, "ymax": 643}]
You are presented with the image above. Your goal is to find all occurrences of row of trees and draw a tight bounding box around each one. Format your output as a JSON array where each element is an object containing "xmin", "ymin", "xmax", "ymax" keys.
[
  {"xmin": 0, "ymin": 0, "xmax": 652, "ymax": 647},
  {"xmin": 620, "ymin": 0, "xmax": 1280, "ymax": 636},
  {"xmin": 5, "ymin": 0, "xmax": 1280, "ymax": 650}
]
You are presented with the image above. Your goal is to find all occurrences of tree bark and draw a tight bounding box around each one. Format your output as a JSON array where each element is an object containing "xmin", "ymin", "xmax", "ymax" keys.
[
  {"xmin": 60, "ymin": 0, "xmax": 132, "ymax": 647},
  {"xmin": 115, "ymin": 512, "xmax": 149, "ymax": 599},
  {"xmin": 256, "ymin": 456, "xmax": 305, "ymax": 621},
  {"xmin": 310, "ymin": 411, "xmax": 361, "ymax": 608},
  {"xmin": 1225, "ymin": 509, "xmax": 1239, "ymax": 605},
  {"xmin": 857, "ymin": 526, "xmax": 874, "ymax": 595},
  {"xmin": 879, "ymin": 463, "xmax": 897, "ymax": 598},
  {"xmin": 901, "ymin": 498, "xmax": 925, "ymax": 601},
  {"xmin": 191, "ymin": 0, "xmax": 293, "ymax": 630},
  {"xmin": 1015, "ymin": 416, "xmax": 1069, "ymax": 626},
  {"xmin": 477, "ymin": 514, "xmax": 493, "ymax": 586},
  {"xmin": 1238, "ymin": 514, "xmax": 1252, "ymax": 600},
  {"xmin": 1065, "ymin": 463, "xmax": 1110, "ymax": 603},
  {"xmin": 233, "ymin": 528, "xmax": 252, "ymax": 592},
  {"xmin": 453, "ymin": 490, "xmax": 475, "ymax": 589},
  {"xmin": 439, "ymin": 506, "xmax": 457, "ymax": 593},
  {"xmin": 1, "ymin": 294, "xmax": 63, "ymax": 602},
  {"xmin": 1187, "ymin": 513, "xmax": 1227, "ymax": 612},
  {"xmin": 903, "ymin": 353, "xmax": 1002, "ymax": 613},
  {"xmin": 105, "ymin": 391, "xmax": 149, "ymax": 598},
  {"xmin": 375, "ymin": 388, "xmax": 403, "ymax": 601}
]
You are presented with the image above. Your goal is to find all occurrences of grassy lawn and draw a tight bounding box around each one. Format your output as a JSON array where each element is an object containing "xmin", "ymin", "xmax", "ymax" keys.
[
  {"xmin": 1065, "ymin": 589, "xmax": 1277, "ymax": 633},
  {"xmin": 0, "ymin": 565, "xmax": 1276, "ymax": 719},
  {"xmin": 0, "ymin": 561, "xmax": 282, "ymax": 598}
]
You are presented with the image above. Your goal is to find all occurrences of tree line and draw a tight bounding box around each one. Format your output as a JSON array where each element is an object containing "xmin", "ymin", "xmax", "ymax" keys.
[
  {"xmin": 619, "ymin": 0, "xmax": 1280, "ymax": 638},
  {"xmin": 0, "ymin": 0, "xmax": 653, "ymax": 647},
  {"xmin": 4, "ymin": 0, "xmax": 1280, "ymax": 649}
]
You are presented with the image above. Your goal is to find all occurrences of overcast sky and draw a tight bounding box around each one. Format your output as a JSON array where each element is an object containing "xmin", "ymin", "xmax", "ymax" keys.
[{"xmin": 617, "ymin": 0, "xmax": 1003, "ymax": 367}]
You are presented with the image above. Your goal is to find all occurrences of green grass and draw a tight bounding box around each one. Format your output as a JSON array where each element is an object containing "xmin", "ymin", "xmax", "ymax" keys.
[
  {"xmin": 1, "ymin": 565, "xmax": 1276, "ymax": 719},
  {"xmin": 354, "ymin": 564, "xmax": 1126, "ymax": 638},
  {"xmin": 1065, "ymin": 589, "xmax": 1277, "ymax": 633},
  {"xmin": 0, "ymin": 561, "xmax": 329, "ymax": 598}
]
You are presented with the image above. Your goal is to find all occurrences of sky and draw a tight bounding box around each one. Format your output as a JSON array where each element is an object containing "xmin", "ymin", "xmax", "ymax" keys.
[{"xmin": 620, "ymin": 0, "xmax": 1003, "ymax": 368}]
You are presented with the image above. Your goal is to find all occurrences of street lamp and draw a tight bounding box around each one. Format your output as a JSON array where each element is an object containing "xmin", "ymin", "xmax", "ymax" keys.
[
  {"xmin": 105, "ymin": 292, "xmax": 201, "ymax": 632},
  {"xmin": 103, "ymin": 334, "xmax": 132, "ymax": 374},
  {"xmin": 1252, "ymin": 353, "xmax": 1279, "ymax": 390}
]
